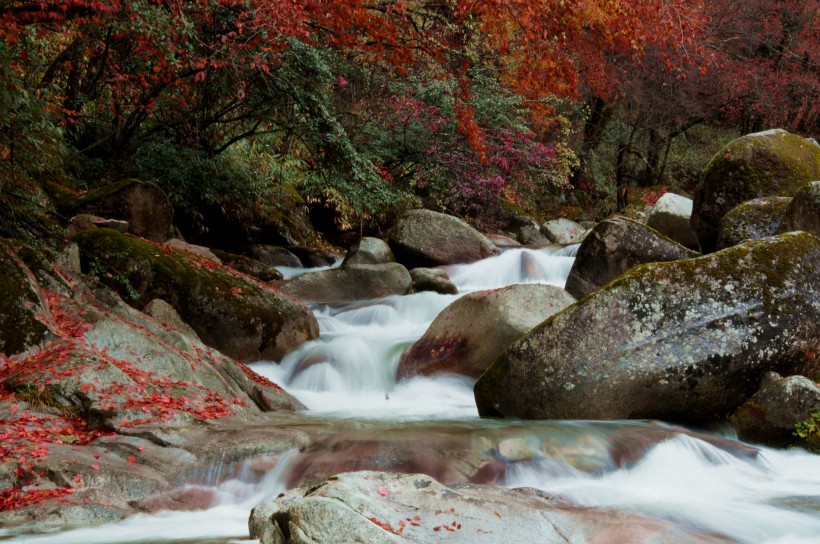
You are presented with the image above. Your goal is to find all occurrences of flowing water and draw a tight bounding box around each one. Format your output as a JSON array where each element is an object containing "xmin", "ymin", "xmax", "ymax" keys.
[{"xmin": 5, "ymin": 246, "xmax": 820, "ymax": 544}]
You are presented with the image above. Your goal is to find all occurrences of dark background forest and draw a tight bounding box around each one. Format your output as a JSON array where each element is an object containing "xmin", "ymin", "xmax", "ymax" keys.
[{"xmin": 1, "ymin": 0, "xmax": 817, "ymax": 248}]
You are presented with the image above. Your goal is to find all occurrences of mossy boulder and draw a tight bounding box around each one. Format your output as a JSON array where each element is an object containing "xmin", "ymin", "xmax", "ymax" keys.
[
  {"xmin": 398, "ymin": 284, "xmax": 575, "ymax": 380},
  {"xmin": 0, "ymin": 240, "xmax": 53, "ymax": 356},
  {"xmin": 716, "ymin": 197, "xmax": 791, "ymax": 250},
  {"xmin": 564, "ymin": 217, "xmax": 699, "ymax": 300},
  {"xmin": 278, "ymin": 263, "xmax": 412, "ymax": 304},
  {"xmin": 779, "ymin": 180, "xmax": 820, "ymax": 237},
  {"xmin": 729, "ymin": 375, "xmax": 820, "ymax": 447},
  {"xmin": 691, "ymin": 129, "xmax": 819, "ymax": 252},
  {"xmin": 475, "ymin": 232, "xmax": 820, "ymax": 422},
  {"xmin": 65, "ymin": 179, "xmax": 174, "ymax": 242},
  {"xmin": 388, "ymin": 209, "xmax": 498, "ymax": 267},
  {"xmin": 72, "ymin": 229, "xmax": 319, "ymax": 361}
]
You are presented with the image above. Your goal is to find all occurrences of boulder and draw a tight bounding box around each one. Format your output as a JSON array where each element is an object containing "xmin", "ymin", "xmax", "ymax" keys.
[
  {"xmin": 278, "ymin": 263, "xmax": 411, "ymax": 304},
  {"xmin": 250, "ymin": 245, "xmax": 302, "ymax": 269},
  {"xmin": 72, "ymin": 228, "xmax": 319, "ymax": 361},
  {"xmin": 398, "ymin": 285, "xmax": 575, "ymax": 380},
  {"xmin": 716, "ymin": 197, "xmax": 791, "ymax": 250},
  {"xmin": 691, "ymin": 129, "xmax": 819, "ymax": 252},
  {"xmin": 541, "ymin": 218, "xmax": 585, "ymax": 244},
  {"xmin": 408, "ymin": 268, "xmax": 457, "ymax": 295},
  {"xmin": 779, "ymin": 180, "xmax": 820, "ymax": 236},
  {"xmin": 564, "ymin": 217, "xmax": 699, "ymax": 300},
  {"xmin": 516, "ymin": 222, "xmax": 549, "ymax": 245},
  {"xmin": 475, "ymin": 233, "xmax": 820, "ymax": 421},
  {"xmin": 1, "ymin": 293, "xmax": 305, "ymax": 431},
  {"xmin": 342, "ymin": 237, "xmax": 396, "ymax": 266},
  {"xmin": 66, "ymin": 179, "xmax": 174, "ymax": 242},
  {"xmin": 211, "ymin": 249, "xmax": 284, "ymax": 282},
  {"xmin": 0, "ymin": 240, "xmax": 52, "ymax": 356},
  {"xmin": 730, "ymin": 375, "xmax": 820, "ymax": 447},
  {"xmin": 388, "ymin": 209, "xmax": 498, "ymax": 267},
  {"xmin": 249, "ymin": 471, "xmax": 730, "ymax": 544},
  {"xmin": 646, "ymin": 193, "xmax": 698, "ymax": 248}
]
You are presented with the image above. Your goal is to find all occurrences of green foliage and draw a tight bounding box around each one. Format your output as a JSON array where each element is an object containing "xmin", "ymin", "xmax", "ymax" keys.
[
  {"xmin": 795, "ymin": 412, "xmax": 820, "ymax": 442},
  {"xmin": 86, "ymin": 250, "xmax": 140, "ymax": 302}
]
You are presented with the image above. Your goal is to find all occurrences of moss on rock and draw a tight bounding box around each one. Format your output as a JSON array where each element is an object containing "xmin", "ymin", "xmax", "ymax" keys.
[
  {"xmin": 0, "ymin": 240, "xmax": 52, "ymax": 356},
  {"xmin": 716, "ymin": 197, "xmax": 791, "ymax": 250},
  {"xmin": 475, "ymin": 232, "xmax": 820, "ymax": 422},
  {"xmin": 72, "ymin": 229, "xmax": 318, "ymax": 361},
  {"xmin": 691, "ymin": 129, "xmax": 819, "ymax": 252}
]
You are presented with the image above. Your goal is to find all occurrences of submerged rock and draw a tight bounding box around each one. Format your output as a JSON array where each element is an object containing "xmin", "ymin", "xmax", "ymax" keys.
[
  {"xmin": 249, "ymin": 471, "xmax": 731, "ymax": 544},
  {"xmin": 278, "ymin": 263, "xmax": 412, "ymax": 304},
  {"xmin": 389, "ymin": 209, "xmax": 498, "ymax": 267},
  {"xmin": 716, "ymin": 197, "xmax": 791, "ymax": 250},
  {"xmin": 475, "ymin": 232, "xmax": 820, "ymax": 421},
  {"xmin": 398, "ymin": 284, "xmax": 575, "ymax": 380},
  {"xmin": 73, "ymin": 228, "xmax": 318, "ymax": 361},
  {"xmin": 691, "ymin": 129, "xmax": 819, "ymax": 252},
  {"xmin": 564, "ymin": 217, "xmax": 698, "ymax": 300}
]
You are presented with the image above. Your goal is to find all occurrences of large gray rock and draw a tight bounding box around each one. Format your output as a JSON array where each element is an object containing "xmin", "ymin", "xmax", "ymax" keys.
[
  {"xmin": 0, "ymin": 240, "xmax": 52, "ymax": 356},
  {"xmin": 516, "ymin": 221, "xmax": 549, "ymax": 245},
  {"xmin": 398, "ymin": 285, "xmax": 575, "ymax": 379},
  {"xmin": 730, "ymin": 375, "xmax": 820, "ymax": 447},
  {"xmin": 388, "ymin": 209, "xmax": 498, "ymax": 267},
  {"xmin": 541, "ymin": 218, "xmax": 586, "ymax": 244},
  {"xmin": 73, "ymin": 228, "xmax": 319, "ymax": 361},
  {"xmin": 646, "ymin": 193, "xmax": 698, "ymax": 248},
  {"xmin": 343, "ymin": 237, "xmax": 396, "ymax": 266},
  {"xmin": 564, "ymin": 217, "xmax": 699, "ymax": 300},
  {"xmin": 249, "ymin": 471, "xmax": 730, "ymax": 544},
  {"xmin": 278, "ymin": 263, "xmax": 412, "ymax": 304},
  {"xmin": 475, "ymin": 232, "xmax": 820, "ymax": 421},
  {"xmin": 691, "ymin": 129, "xmax": 819, "ymax": 252},
  {"xmin": 716, "ymin": 197, "xmax": 791, "ymax": 250},
  {"xmin": 779, "ymin": 180, "xmax": 820, "ymax": 236}
]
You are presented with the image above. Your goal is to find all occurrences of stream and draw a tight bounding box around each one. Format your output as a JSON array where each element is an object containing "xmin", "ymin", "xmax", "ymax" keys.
[{"xmin": 4, "ymin": 246, "xmax": 820, "ymax": 543}]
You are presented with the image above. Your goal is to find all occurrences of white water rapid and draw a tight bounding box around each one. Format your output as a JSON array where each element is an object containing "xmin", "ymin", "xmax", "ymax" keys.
[{"xmin": 5, "ymin": 245, "xmax": 820, "ymax": 544}]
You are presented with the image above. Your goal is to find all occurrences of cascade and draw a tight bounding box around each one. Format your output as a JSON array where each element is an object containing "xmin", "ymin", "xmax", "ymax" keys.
[{"xmin": 6, "ymin": 244, "xmax": 820, "ymax": 544}]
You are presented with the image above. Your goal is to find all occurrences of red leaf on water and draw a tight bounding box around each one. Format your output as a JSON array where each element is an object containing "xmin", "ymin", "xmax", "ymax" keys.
[{"xmin": 377, "ymin": 486, "xmax": 390, "ymax": 497}]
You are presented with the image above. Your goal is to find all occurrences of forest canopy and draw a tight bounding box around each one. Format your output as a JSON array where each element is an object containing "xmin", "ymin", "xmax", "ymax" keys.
[{"xmin": 1, "ymin": 0, "xmax": 817, "ymax": 241}]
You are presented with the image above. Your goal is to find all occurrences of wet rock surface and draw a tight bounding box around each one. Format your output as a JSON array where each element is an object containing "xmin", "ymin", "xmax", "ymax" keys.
[{"xmin": 476, "ymin": 233, "xmax": 820, "ymax": 421}]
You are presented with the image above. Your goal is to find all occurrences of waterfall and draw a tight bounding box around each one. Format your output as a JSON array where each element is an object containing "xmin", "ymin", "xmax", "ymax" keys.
[{"xmin": 8, "ymin": 243, "xmax": 820, "ymax": 544}]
